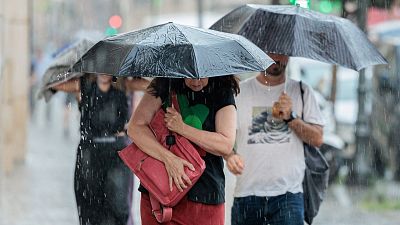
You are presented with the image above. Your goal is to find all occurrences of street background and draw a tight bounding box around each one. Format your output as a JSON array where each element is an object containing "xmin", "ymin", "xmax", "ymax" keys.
[{"xmin": 1, "ymin": 0, "xmax": 400, "ymax": 224}]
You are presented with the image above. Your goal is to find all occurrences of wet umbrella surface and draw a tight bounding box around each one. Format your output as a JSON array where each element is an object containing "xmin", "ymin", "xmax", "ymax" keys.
[
  {"xmin": 210, "ymin": 4, "xmax": 388, "ymax": 71},
  {"xmin": 38, "ymin": 38, "xmax": 97, "ymax": 101},
  {"xmin": 72, "ymin": 22, "xmax": 274, "ymax": 78}
]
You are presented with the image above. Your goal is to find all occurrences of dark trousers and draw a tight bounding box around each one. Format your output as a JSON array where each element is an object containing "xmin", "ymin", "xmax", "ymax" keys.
[
  {"xmin": 232, "ymin": 192, "xmax": 304, "ymax": 225},
  {"xmin": 74, "ymin": 139, "xmax": 132, "ymax": 225}
]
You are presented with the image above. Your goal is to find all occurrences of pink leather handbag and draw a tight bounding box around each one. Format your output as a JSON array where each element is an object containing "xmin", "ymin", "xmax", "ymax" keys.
[{"xmin": 118, "ymin": 95, "xmax": 206, "ymax": 223}]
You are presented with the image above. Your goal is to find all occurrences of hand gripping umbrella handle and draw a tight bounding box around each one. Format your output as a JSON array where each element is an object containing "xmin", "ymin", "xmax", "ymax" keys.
[{"xmin": 166, "ymin": 86, "xmax": 181, "ymax": 147}]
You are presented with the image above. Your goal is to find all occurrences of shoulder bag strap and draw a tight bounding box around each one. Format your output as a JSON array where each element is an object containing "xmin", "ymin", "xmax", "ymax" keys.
[
  {"xmin": 300, "ymin": 81, "xmax": 305, "ymax": 120},
  {"xmin": 150, "ymin": 194, "xmax": 173, "ymax": 223},
  {"xmin": 171, "ymin": 92, "xmax": 181, "ymax": 113}
]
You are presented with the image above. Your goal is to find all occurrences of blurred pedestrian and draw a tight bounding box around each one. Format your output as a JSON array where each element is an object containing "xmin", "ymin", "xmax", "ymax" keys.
[
  {"xmin": 225, "ymin": 53, "xmax": 324, "ymax": 225},
  {"xmin": 51, "ymin": 74, "xmax": 143, "ymax": 225},
  {"xmin": 124, "ymin": 77, "xmax": 151, "ymax": 130},
  {"xmin": 62, "ymin": 92, "xmax": 78, "ymax": 138},
  {"xmin": 29, "ymin": 57, "xmax": 38, "ymax": 119},
  {"xmin": 127, "ymin": 76, "xmax": 239, "ymax": 225}
]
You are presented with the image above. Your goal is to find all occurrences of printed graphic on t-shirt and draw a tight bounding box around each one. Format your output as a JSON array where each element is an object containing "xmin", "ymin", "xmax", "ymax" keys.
[{"xmin": 248, "ymin": 106, "xmax": 291, "ymax": 144}]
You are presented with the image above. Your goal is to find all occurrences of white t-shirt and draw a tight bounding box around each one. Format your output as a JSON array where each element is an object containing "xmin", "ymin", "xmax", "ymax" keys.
[{"xmin": 234, "ymin": 77, "xmax": 324, "ymax": 197}]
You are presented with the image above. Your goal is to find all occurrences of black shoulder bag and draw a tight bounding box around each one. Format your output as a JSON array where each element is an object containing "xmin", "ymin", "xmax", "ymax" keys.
[{"xmin": 300, "ymin": 81, "xmax": 330, "ymax": 225}]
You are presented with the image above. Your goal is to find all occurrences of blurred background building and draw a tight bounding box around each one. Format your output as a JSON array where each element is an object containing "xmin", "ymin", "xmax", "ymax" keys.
[{"xmin": 0, "ymin": 0, "xmax": 29, "ymax": 175}]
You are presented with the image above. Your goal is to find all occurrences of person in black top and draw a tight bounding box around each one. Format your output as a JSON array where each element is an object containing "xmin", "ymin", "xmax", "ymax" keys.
[
  {"xmin": 52, "ymin": 74, "xmax": 147, "ymax": 225},
  {"xmin": 127, "ymin": 76, "xmax": 239, "ymax": 225}
]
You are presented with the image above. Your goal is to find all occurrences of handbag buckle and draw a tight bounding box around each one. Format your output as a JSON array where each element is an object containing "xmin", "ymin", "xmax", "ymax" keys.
[{"xmin": 166, "ymin": 134, "xmax": 176, "ymax": 146}]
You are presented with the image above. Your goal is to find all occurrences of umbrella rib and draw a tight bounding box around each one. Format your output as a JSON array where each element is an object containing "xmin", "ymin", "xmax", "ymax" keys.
[
  {"xmin": 187, "ymin": 26, "xmax": 268, "ymax": 73},
  {"xmin": 234, "ymin": 39, "xmax": 266, "ymax": 69},
  {"xmin": 213, "ymin": 5, "xmax": 257, "ymax": 34},
  {"xmin": 113, "ymin": 25, "xmax": 165, "ymax": 77},
  {"xmin": 189, "ymin": 26, "xmax": 266, "ymax": 68},
  {"xmin": 116, "ymin": 44, "xmax": 138, "ymax": 77},
  {"xmin": 332, "ymin": 22, "xmax": 357, "ymax": 70},
  {"xmin": 175, "ymin": 25, "xmax": 199, "ymax": 78}
]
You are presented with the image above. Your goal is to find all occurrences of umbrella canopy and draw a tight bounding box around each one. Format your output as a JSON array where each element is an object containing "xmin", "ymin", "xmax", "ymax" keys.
[
  {"xmin": 38, "ymin": 38, "xmax": 97, "ymax": 101},
  {"xmin": 71, "ymin": 22, "xmax": 274, "ymax": 78},
  {"xmin": 210, "ymin": 4, "xmax": 388, "ymax": 71}
]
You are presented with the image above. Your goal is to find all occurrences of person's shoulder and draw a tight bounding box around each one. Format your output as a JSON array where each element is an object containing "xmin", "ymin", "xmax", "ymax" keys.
[
  {"xmin": 286, "ymin": 78, "xmax": 302, "ymax": 86},
  {"xmin": 287, "ymin": 79, "xmax": 312, "ymax": 93},
  {"xmin": 236, "ymin": 76, "xmax": 258, "ymax": 101},
  {"xmin": 239, "ymin": 76, "xmax": 256, "ymax": 87},
  {"xmin": 238, "ymin": 76, "xmax": 257, "ymax": 92},
  {"xmin": 300, "ymin": 81, "xmax": 315, "ymax": 96}
]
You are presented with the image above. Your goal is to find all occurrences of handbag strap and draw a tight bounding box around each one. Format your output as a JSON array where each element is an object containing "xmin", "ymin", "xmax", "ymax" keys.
[
  {"xmin": 171, "ymin": 92, "xmax": 181, "ymax": 113},
  {"xmin": 299, "ymin": 81, "xmax": 309, "ymax": 151},
  {"xmin": 150, "ymin": 194, "xmax": 173, "ymax": 223},
  {"xmin": 299, "ymin": 81, "xmax": 305, "ymax": 120}
]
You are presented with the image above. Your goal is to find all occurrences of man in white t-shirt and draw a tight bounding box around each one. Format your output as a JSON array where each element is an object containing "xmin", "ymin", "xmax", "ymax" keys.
[{"xmin": 226, "ymin": 54, "xmax": 324, "ymax": 225}]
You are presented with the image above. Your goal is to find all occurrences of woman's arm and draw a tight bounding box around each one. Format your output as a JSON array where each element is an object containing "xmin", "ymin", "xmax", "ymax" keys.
[
  {"xmin": 125, "ymin": 78, "xmax": 150, "ymax": 92},
  {"xmin": 127, "ymin": 93, "xmax": 195, "ymax": 192},
  {"xmin": 165, "ymin": 105, "xmax": 237, "ymax": 157},
  {"xmin": 50, "ymin": 78, "xmax": 80, "ymax": 93}
]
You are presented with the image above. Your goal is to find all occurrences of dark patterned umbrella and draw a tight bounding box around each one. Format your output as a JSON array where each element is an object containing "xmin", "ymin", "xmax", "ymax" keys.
[
  {"xmin": 71, "ymin": 22, "xmax": 273, "ymax": 78},
  {"xmin": 210, "ymin": 4, "xmax": 387, "ymax": 71}
]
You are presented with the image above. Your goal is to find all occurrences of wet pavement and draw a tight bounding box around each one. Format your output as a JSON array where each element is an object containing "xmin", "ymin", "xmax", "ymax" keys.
[
  {"xmin": 1, "ymin": 96, "xmax": 400, "ymax": 225},
  {"xmin": 0, "ymin": 96, "xmax": 141, "ymax": 225},
  {"xmin": 0, "ymin": 97, "xmax": 79, "ymax": 225}
]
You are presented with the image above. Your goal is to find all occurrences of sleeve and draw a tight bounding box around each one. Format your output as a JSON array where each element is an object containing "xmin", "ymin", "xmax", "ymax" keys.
[
  {"xmin": 214, "ymin": 88, "xmax": 236, "ymax": 112},
  {"xmin": 303, "ymin": 84, "xmax": 325, "ymax": 126}
]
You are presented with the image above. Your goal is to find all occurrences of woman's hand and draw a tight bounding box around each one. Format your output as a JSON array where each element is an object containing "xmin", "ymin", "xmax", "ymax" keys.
[
  {"xmin": 164, "ymin": 154, "xmax": 195, "ymax": 192},
  {"xmin": 128, "ymin": 93, "xmax": 196, "ymax": 192},
  {"xmin": 226, "ymin": 153, "xmax": 244, "ymax": 175},
  {"xmin": 164, "ymin": 107, "xmax": 186, "ymax": 134}
]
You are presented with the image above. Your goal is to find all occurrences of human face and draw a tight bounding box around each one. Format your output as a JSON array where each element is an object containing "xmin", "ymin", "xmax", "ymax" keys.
[
  {"xmin": 97, "ymin": 74, "xmax": 112, "ymax": 84},
  {"xmin": 184, "ymin": 78, "xmax": 209, "ymax": 92},
  {"xmin": 266, "ymin": 54, "xmax": 289, "ymax": 76}
]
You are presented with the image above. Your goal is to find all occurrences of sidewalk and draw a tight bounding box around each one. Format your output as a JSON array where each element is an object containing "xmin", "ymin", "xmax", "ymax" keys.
[
  {"xmin": 313, "ymin": 185, "xmax": 400, "ymax": 225},
  {"xmin": 0, "ymin": 97, "xmax": 142, "ymax": 225},
  {"xmin": 0, "ymin": 98, "xmax": 79, "ymax": 225}
]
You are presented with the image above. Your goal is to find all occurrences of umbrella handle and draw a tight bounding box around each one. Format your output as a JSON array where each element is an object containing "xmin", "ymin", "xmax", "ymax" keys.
[
  {"xmin": 284, "ymin": 76, "xmax": 287, "ymax": 94},
  {"xmin": 166, "ymin": 78, "xmax": 176, "ymax": 147}
]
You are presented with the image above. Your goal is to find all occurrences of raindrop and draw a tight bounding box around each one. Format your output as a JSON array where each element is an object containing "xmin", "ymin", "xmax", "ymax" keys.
[{"xmin": 264, "ymin": 70, "xmax": 271, "ymax": 91}]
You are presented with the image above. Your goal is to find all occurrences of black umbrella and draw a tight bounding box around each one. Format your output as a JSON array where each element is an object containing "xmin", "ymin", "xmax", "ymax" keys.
[
  {"xmin": 210, "ymin": 4, "xmax": 387, "ymax": 71},
  {"xmin": 38, "ymin": 38, "xmax": 97, "ymax": 101},
  {"xmin": 71, "ymin": 22, "xmax": 274, "ymax": 78}
]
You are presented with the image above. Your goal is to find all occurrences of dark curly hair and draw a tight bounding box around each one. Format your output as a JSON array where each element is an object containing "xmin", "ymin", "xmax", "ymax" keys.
[{"xmin": 148, "ymin": 76, "xmax": 240, "ymax": 100}]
